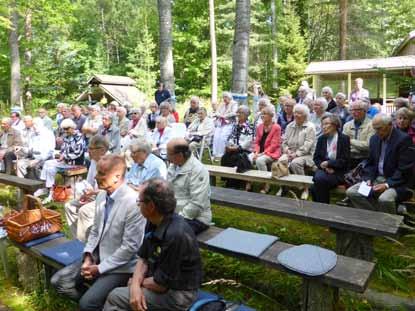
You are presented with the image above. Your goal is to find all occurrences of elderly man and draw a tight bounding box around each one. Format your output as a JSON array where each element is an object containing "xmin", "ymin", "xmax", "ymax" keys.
[
  {"xmin": 186, "ymin": 107, "xmax": 215, "ymax": 155},
  {"xmin": 103, "ymin": 179, "xmax": 202, "ymax": 311},
  {"xmin": 342, "ymin": 100, "xmax": 375, "ymax": 169},
  {"xmin": 56, "ymin": 103, "xmax": 67, "ymax": 127},
  {"xmin": 72, "ymin": 104, "xmax": 87, "ymax": 131},
  {"xmin": 64, "ymin": 135, "xmax": 109, "ymax": 242},
  {"xmin": 98, "ymin": 112, "xmax": 121, "ymax": 154},
  {"xmin": 321, "ymin": 86, "xmax": 336, "ymax": 111},
  {"xmin": 16, "ymin": 117, "xmax": 55, "ymax": 178},
  {"xmin": 82, "ymin": 105, "xmax": 102, "ymax": 141},
  {"xmin": 51, "ymin": 154, "xmax": 146, "ymax": 311},
  {"xmin": 10, "ymin": 110, "xmax": 25, "ymax": 131},
  {"xmin": 346, "ymin": 114, "xmax": 415, "ymax": 214},
  {"xmin": 36, "ymin": 108, "xmax": 53, "ymax": 131},
  {"xmin": 117, "ymin": 106, "xmax": 130, "ymax": 137},
  {"xmin": 154, "ymin": 81, "xmax": 171, "ymax": 106},
  {"xmin": 0, "ymin": 117, "xmax": 23, "ymax": 174},
  {"xmin": 183, "ymin": 96, "xmax": 200, "ymax": 127},
  {"xmin": 167, "ymin": 138, "xmax": 211, "ymax": 234},
  {"xmin": 330, "ymin": 92, "xmax": 351, "ymax": 127},
  {"xmin": 126, "ymin": 137, "xmax": 167, "ymax": 191},
  {"xmin": 350, "ymin": 78, "xmax": 369, "ymax": 103}
]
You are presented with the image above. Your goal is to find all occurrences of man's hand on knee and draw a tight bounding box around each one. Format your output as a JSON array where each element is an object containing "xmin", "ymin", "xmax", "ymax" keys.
[{"xmin": 129, "ymin": 285, "xmax": 147, "ymax": 311}]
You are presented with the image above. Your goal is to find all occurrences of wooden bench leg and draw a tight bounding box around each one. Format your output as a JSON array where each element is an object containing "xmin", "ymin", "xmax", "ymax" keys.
[
  {"xmin": 302, "ymin": 279, "xmax": 338, "ymax": 311},
  {"xmin": 17, "ymin": 251, "xmax": 42, "ymax": 291},
  {"xmin": 210, "ymin": 176, "xmax": 216, "ymax": 186},
  {"xmin": 335, "ymin": 230, "xmax": 374, "ymax": 261},
  {"xmin": 0, "ymin": 238, "xmax": 9, "ymax": 278}
]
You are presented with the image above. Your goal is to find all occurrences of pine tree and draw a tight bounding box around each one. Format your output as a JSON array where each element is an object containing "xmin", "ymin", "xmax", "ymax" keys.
[{"xmin": 126, "ymin": 26, "xmax": 157, "ymax": 99}]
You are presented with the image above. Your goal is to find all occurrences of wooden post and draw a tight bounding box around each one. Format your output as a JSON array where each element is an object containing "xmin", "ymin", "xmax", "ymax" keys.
[
  {"xmin": 302, "ymin": 279, "xmax": 338, "ymax": 311},
  {"xmin": 17, "ymin": 252, "xmax": 41, "ymax": 291},
  {"xmin": 347, "ymin": 72, "xmax": 352, "ymax": 100},
  {"xmin": 382, "ymin": 74, "xmax": 387, "ymax": 107},
  {"xmin": 335, "ymin": 230, "xmax": 374, "ymax": 261}
]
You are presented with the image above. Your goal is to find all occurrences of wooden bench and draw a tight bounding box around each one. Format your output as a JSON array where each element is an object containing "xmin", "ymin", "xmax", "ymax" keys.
[
  {"xmin": 0, "ymin": 173, "xmax": 44, "ymax": 196},
  {"xmin": 10, "ymin": 226, "xmax": 375, "ymax": 311},
  {"xmin": 207, "ymin": 164, "xmax": 313, "ymax": 189},
  {"xmin": 210, "ymin": 186, "xmax": 404, "ymax": 261}
]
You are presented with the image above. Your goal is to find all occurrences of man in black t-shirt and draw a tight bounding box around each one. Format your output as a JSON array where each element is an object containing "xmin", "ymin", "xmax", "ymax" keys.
[
  {"xmin": 154, "ymin": 82, "xmax": 171, "ymax": 106},
  {"xmin": 104, "ymin": 178, "xmax": 202, "ymax": 311}
]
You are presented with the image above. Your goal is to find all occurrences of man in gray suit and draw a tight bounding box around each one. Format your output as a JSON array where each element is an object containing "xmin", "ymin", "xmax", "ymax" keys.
[{"xmin": 51, "ymin": 154, "xmax": 146, "ymax": 311}]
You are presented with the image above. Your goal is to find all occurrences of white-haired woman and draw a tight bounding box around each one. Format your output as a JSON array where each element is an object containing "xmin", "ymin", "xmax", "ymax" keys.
[
  {"xmin": 212, "ymin": 92, "xmax": 238, "ymax": 159},
  {"xmin": 321, "ymin": 86, "xmax": 336, "ymax": 111},
  {"xmin": 221, "ymin": 105, "xmax": 255, "ymax": 188},
  {"xmin": 310, "ymin": 97, "xmax": 329, "ymax": 137},
  {"xmin": 151, "ymin": 116, "xmax": 173, "ymax": 159},
  {"xmin": 282, "ymin": 104, "xmax": 317, "ymax": 199},
  {"xmin": 39, "ymin": 118, "xmax": 85, "ymax": 203},
  {"xmin": 159, "ymin": 101, "xmax": 176, "ymax": 125},
  {"xmin": 254, "ymin": 97, "xmax": 276, "ymax": 128},
  {"xmin": 128, "ymin": 108, "xmax": 148, "ymax": 139}
]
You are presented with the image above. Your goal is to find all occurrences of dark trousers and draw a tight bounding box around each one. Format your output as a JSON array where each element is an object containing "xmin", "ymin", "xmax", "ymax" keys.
[
  {"xmin": 4, "ymin": 151, "xmax": 16, "ymax": 174},
  {"xmin": 51, "ymin": 261, "xmax": 131, "ymax": 311},
  {"xmin": 311, "ymin": 169, "xmax": 343, "ymax": 204},
  {"xmin": 185, "ymin": 219, "xmax": 209, "ymax": 235}
]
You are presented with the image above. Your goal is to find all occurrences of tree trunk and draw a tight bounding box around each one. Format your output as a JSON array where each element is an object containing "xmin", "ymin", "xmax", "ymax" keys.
[
  {"xmin": 339, "ymin": 0, "xmax": 347, "ymax": 60},
  {"xmin": 24, "ymin": 8, "xmax": 33, "ymax": 113},
  {"xmin": 157, "ymin": 0, "xmax": 175, "ymax": 95},
  {"xmin": 271, "ymin": 0, "xmax": 278, "ymax": 90},
  {"xmin": 8, "ymin": 0, "xmax": 22, "ymax": 109},
  {"xmin": 209, "ymin": 0, "xmax": 218, "ymax": 106},
  {"xmin": 231, "ymin": 0, "xmax": 250, "ymax": 105}
]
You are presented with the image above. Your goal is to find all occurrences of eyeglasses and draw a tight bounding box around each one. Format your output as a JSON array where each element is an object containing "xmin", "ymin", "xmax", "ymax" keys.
[
  {"xmin": 350, "ymin": 108, "xmax": 364, "ymax": 112},
  {"xmin": 62, "ymin": 127, "xmax": 71, "ymax": 131}
]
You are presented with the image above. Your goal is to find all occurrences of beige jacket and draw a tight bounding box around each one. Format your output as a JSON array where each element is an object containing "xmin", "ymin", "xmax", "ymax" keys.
[
  {"xmin": 0, "ymin": 127, "xmax": 22, "ymax": 152},
  {"xmin": 167, "ymin": 155, "xmax": 212, "ymax": 225},
  {"xmin": 342, "ymin": 116, "xmax": 375, "ymax": 159},
  {"xmin": 282, "ymin": 121, "xmax": 316, "ymax": 157}
]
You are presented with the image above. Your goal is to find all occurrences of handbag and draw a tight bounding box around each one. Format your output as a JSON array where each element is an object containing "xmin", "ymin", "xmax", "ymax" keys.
[
  {"xmin": 344, "ymin": 162, "xmax": 364, "ymax": 187},
  {"xmin": 5, "ymin": 195, "xmax": 62, "ymax": 243},
  {"xmin": 271, "ymin": 154, "xmax": 289, "ymax": 178},
  {"xmin": 52, "ymin": 185, "xmax": 73, "ymax": 202}
]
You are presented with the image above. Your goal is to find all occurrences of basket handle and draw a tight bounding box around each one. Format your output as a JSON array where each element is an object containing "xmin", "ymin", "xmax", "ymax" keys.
[{"xmin": 22, "ymin": 194, "xmax": 47, "ymax": 218}]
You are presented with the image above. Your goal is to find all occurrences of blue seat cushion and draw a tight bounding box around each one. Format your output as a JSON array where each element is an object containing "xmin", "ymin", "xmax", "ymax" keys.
[
  {"xmin": 39, "ymin": 239, "xmax": 85, "ymax": 266},
  {"xmin": 277, "ymin": 244, "xmax": 337, "ymax": 276},
  {"xmin": 205, "ymin": 228, "xmax": 278, "ymax": 258},
  {"xmin": 23, "ymin": 232, "xmax": 65, "ymax": 248}
]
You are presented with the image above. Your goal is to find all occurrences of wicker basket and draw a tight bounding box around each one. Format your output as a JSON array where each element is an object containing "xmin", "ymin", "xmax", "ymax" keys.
[{"xmin": 5, "ymin": 195, "xmax": 62, "ymax": 243}]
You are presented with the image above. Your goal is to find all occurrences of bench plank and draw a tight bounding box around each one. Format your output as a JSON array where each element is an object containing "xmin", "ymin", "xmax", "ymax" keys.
[
  {"xmin": 0, "ymin": 173, "xmax": 44, "ymax": 193},
  {"xmin": 206, "ymin": 165, "xmax": 314, "ymax": 188},
  {"xmin": 197, "ymin": 226, "xmax": 375, "ymax": 293},
  {"xmin": 211, "ymin": 187, "xmax": 403, "ymax": 238}
]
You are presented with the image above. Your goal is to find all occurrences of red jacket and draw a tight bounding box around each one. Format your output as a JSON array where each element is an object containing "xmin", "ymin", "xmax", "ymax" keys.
[{"xmin": 254, "ymin": 123, "xmax": 282, "ymax": 160}]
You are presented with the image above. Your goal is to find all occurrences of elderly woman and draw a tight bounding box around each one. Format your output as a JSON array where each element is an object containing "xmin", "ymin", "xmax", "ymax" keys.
[
  {"xmin": 126, "ymin": 137, "xmax": 167, "ymax": 191},
  {"xmin": 277, "ymin": 98, "xmax": 295, "ymax": 133},
  {"xmin": 39, "ymin": 119, "xmax": 85, "ymax": 203},
  {"xmin": 187, "ymin": 107, "xmax": 215, "ymax": 155},
  {"xmin": 97, "ymin": 112, "xmax": 120, "ymax": 154},
  {"xmin": 330, "ymin": 92, "xmax": 351, "ymax": 127},
  {"xmin": 254, "ymin": 98, "xmax": 276, "ymax": 128},
  {"xmin": 321, "ymin": 86, "xmax": 336, "ymax": 111},
  {"xmin": 221, "ymin": 106, "xmax": 255, "ymax": 188},
  {"xmin": 183, "ymin": 96, "xmax": 200, "ymax": 127},
  {"xmin": 151, "ymin": 116, "xmax": 173, "ymax": 159},
  {"xmin": 282, "ymin": 104, "xmax": 317, "ymax": 199},
  {"xmin": 146, "ymin": 102, "xmax": 159, "ymax": 131},
  {"xmin": 395, "ymin": 107, "xmax": 415, "ymax": 144},
  {"xmin": 250, "ymin": 106, "xmax": 282, "ymax": 193},
  {"xmin": 212, "ymin": 92, "xmax": 238, "ymax": 159},
  {"xmin": 128, "ymin": 108, "xmax": 148, "ymax": 138},
  {"xmin": 311, "ymin": 114, "xmax": 350, "ymax": 203},
  {"xmin": 310, "ymin": 97, "xmax": 328, "ymax": 137},
  {"xmin": 159, "ymin": 101, "xmax": 176, "ymax": 125}
]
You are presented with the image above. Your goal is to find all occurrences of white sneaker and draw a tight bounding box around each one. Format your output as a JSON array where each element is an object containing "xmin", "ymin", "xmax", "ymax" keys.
[
  {"xmin": 301, "ymin": 189, "xmax": 309, "ymax": 200},
  {"xmin": 34, "ymin": 188, "xmax": 48, "ymax": 197},
  {"xmin": 276, "ymin": 188, "xmax": 283, "ymax": 196}
]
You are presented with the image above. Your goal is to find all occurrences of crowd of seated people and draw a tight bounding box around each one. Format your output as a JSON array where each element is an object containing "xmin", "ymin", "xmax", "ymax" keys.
[{"xmin": 0, "ymin": 78, "xmax": 414, "ymax": 310}]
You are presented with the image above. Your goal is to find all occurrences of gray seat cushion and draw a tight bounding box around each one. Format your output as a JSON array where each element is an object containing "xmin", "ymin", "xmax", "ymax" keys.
[
  {"xmin": 206, "ymin": 228, "xmax": 278, "ymax": 257},
  {"xmin": 277, "ymin": 244, "xmax": 337, "ymax": 276}
]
